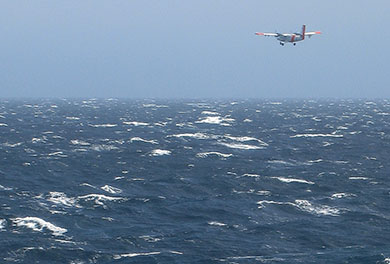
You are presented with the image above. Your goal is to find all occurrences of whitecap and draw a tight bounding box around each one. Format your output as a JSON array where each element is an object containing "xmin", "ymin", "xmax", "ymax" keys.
[
  {"xmin": 0, "ymin": 123, "xmax": 8, "ymax": 127},
  {"xmin": 3, "ymin": 142, "xmax": 23, "ymax": 147},
  {"xmin": 47, "ymin": 192, "xmax": 78, "ymax": 207},
  {"xmin": 208, "ymin": 221, "xmax": 227, "ymax": 227},
  {"xmin": 308, "ymin": 159, "xmax": 323, "ymax": 163},
  {"xmin": 139, "ymin": 235, "xmax": 161, "ymax": 242},
  {"xmin": 0, "ymin": 184, "xmax": 12, "ymax": 191},
  {"xmin": 101, "ymin": 185, "xmax": 122, "ymax": 194},
  {"xmin": 243, "ymin": 119, "xmax": 252, "ymax": 122},
  {"xmin": 89, "ymin": 124, "xmax": 117, "ymax": 128},
  {"xmin": 169, "ymin": 251, "xmax": 184, "ymax": 255},
  {"xmin": 272, "ymin": 177, "xmax": 314, "ymax": 185},
  {"xmin": 90, "ymin": 144, "xmax": 119, "ymax": 152},
  {"xmin": 80, "ymin": 183, "xmax": 97, "ymax": 189},
  {"xmin": 294, "ymin": 200, "xmax": 340, "ymax": 216},
  {"xmin": 113, "ymin": 252, "xmax": 161, "ymax": 259},
  {"xmin": 201, "ymin": 111, "xmax": 220, "ymax": 115},
  {"xmin": 142, "ymin": 104, "xmax": 168, "ymax": 108},
  {"xmin": 150, "ymin": 149, "xmax": 171, "ymax": 156},
  {"xmin": 65, "ymin": 116, "xmax": 80, "ymax": 120},
  {"xmin": 349, "ymin": 177, "xmax": 369, "ymax": 180},
  {"xmin": 130, "ymin": 137, "xmax": 158, "ymax": 144},
  {"xmin": 257, "ymin": 190, "xmax": 271, "ymax": 195},
  {"xmin": 224, "ymin": 135, "xmax": 268, "ymax": 146},
  {"xmin": 31, "ymin": 137, "xmax": 45, "ymax": 143},
  {"xmin": 0, "ymin": 219, "xmax": 6, "ymax": 230},
  {"xmin": 196, "ymin": 116, "xmax": 234, "ymax": 126},
  {"xmin": 257, "ymin": 200, "xmax": 341, "ymax": 216},
  {"xmin": 70, "ymin": 140, "xmax": 90, "ymax": 146},
  {"xmin": 196, "ymin": 152, "xmax": 232, "ymax": 158},
  {"xmin": 268, "ymin": 160, "xmax": 295, "ymax": 166},
  {"xmin": 291, "ymin": 133, "xmax": 343, "ymax": 138},
  {"xmin": 218, "ymin": 142, "xmax": 263, "ymax": 150},
  {"xmin": 331, "ymin": 193, "xmax": 356, "ymax": 199},
  {"xmin": 47, "ymin": 151, "xmax": 67, "ymax": 157},
  {"xmin": 242, "ymin": 173, "xmax": 261, "ymax": 178},
  {"xmin": 12, "ymin": 217, "xmax": 67, "ymax": 236},
  {"xmin": 169, "ymin": 133, "xmax": 213, "ymax": 140},
  {"xmin": 77, "ymin": 194, "xmax": 125, "ymax": 207},
  {"xmin": 257, "ymin": 200, "xmax": 291, "ymax": 208},
  {"xmin": 123, "ymin": 121, "xmax": 149, "ymax": 126}
]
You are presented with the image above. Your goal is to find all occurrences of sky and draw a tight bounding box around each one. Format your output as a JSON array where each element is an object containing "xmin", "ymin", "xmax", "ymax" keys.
[{"xmin": 0, "ymin": 0, "xmax": 389, "ymax": 99}]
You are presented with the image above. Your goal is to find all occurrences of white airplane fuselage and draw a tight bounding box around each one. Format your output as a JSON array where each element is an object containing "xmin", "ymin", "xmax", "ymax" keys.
[{"xmin": 277, "ymin": 34, "xmax": 304, "ymax": 43}]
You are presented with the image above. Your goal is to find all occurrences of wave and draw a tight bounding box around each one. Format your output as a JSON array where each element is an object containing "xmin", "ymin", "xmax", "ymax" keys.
[
  {"xmin": 208, "ymin": 221, "xmax": 227, "ymax": 227},
  {"xmin": 113, "ymin": 250, "xmax": 183, "ymax": 260},
  {"xmin": 0, "ymin": 184, "xmax": 12, "ymax": 191},
  {"xmin": 123, "ymin": 121, "xmax": 149, "ymax": 126},
  {"xmin": 130, "ymin": 137, "xmax": 158, "ymax": 144},
  {"xmin": 12, "ymin": 217, "xmax": 67, "ymax": 236},
  {"xmin": 268, "ymin": 160, "xmax": 296, "ymax": 166},
  {"xmin": 349, "ymin": 177, "xmax": 369, "ymax": 180},
  {"xmin": 257, "ymin": 200, "xmax": 341, "ymax": 216},
  {"xmin": 195, "ymin": 116, "xmax": 235, "ymax": 126},
  {"xmin": 90, "ymin": 144, "xmax": 119, "ymax": 152},
  {"xmin": 47, "ymin": 192, "xmax": 78, "ymax": 207},
  {"xmin": 169, "ymin": 133, "xmax": 213, "ymax": 140},
  {"xmin": 291, "ymin": 133, "xmax": 343, "ymax": 138},
  {"xmin": 271, "ymin": 177, "xmax": 315, "ymax": 185},
  {"xmin": 201, "ymin": 111, "xmax": 220, "ymax": 115},
  {"xmin": 196, "ymin": 152, "xmax": 233, "ymax": 158},
  {"xmin": 114, "ymin": 252, "xmax": 161, "ymax": 259},
  {"xmin": 65, "ymin": 116, "xmax": 80, "ymax": 120},
  {"xmin": 142, "ymin": 104, "xmax": 168, "ymax": 108},
  {"xmin": 294, "ymin": 200, "xmax": 341, "ymax": 216},
  {"xmin": 224, "ymin": 135, "xmax": 268, "ymax": 146},
  {"xmin": 331, "ymin": 193, "xmax": 356, "ymax": 199},
  {"xmin": 241, "ymin": 173, "xmax": 261, "ymax": 178},
  {"xmin": 47, "ymin": 151, "xmax": 68, "ymax": 158},
  {"xmin": 31, "ymin": 137, "xmax": 46, "ymax": 144},
  {"xmin": 101, "ymin": 185, "xmax": 122, "ymax": 194},
  {"xmin": 77, "ymin": 194, "xmax": 126, "ymax": 207},
  {"xmin": 150, "ymin": 149, "xmax": 171, "ymax": 156},
  {"xmin": 70, "ymin": 140, "xmax": 90, "ymax": 146},
  {"xmin": 218, "ymin": 142, "xmax": 263, "ymax": 150},
  {"xmin": 2, "ymin": 142, "xmax": 23, "ymax": 147},
  {"xmin": 0, "ymin": 219, "xmax": 6, "ymax": 230},
  {"xmin": 89, "ymin": 124, "xmax": 117, "ymax": 128}
]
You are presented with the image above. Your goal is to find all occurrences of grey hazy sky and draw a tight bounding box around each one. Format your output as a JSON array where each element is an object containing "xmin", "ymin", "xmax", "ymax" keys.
[{"xmin": 0, "ymin": 0, "xmax": 389, "ymax": 98}]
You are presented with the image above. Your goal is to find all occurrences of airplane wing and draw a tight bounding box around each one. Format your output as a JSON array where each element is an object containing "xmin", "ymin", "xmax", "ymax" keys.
[
  {"xmin": 255, "ymin": 32, "xmax": 278, "ymax": 37},
  {"xmin": 305, "ymin": 31, "xmax": 321, "ymax": 36}
]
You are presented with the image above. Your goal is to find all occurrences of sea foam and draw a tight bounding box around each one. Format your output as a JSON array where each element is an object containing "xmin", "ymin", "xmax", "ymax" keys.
[{"xmin": 12, "ymin": 217, "xmax": 67, "ymax": 236}]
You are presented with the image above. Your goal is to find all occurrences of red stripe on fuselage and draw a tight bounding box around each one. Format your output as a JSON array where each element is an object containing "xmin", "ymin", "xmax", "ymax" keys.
[{"xmin": 291, "ymin": 34, "xmax": 296, "ymax": 42}]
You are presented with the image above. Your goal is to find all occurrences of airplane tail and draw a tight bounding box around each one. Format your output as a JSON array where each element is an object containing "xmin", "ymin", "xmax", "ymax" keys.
[{"xmin": 301, "ymin": 25, "xmax": 306, "ymax": 40}]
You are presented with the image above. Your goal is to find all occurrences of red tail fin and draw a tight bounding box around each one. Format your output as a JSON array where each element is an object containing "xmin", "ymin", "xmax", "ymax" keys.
[{"xmin": 302, "ymin": 25, "xmax": 306, "ymax": 40}]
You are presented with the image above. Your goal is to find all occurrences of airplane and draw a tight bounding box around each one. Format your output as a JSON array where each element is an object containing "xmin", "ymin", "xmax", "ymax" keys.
[{"xmin": 255, "ymin": 25, "xmax": 321, "ymax": 46}]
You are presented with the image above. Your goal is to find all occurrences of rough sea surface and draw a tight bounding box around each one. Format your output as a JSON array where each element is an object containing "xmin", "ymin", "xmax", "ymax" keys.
[{"xmin": 0, "ymin": 99, "xmax": 389, "ymax": 263}]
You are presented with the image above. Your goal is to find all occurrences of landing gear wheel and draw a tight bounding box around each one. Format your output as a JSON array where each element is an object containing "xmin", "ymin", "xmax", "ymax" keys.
[
  {"xmin": 280, "ymin": 42, "xmax": 284, "ymax": 46},
  {"xmin": 293, "ymin": 43, "xmax": 296, "ymax": 46}
]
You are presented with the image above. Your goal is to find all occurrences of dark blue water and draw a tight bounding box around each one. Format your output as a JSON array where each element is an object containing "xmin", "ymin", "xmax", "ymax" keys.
[{"xmin": 0, "ymin": 99, "xmax": 389, "ymax": 263}]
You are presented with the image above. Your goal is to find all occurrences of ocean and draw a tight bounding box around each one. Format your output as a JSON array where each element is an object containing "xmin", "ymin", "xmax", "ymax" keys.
[{"xmin": 0, "ymin": 99, "xmax": 389, "ymax": 263}]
